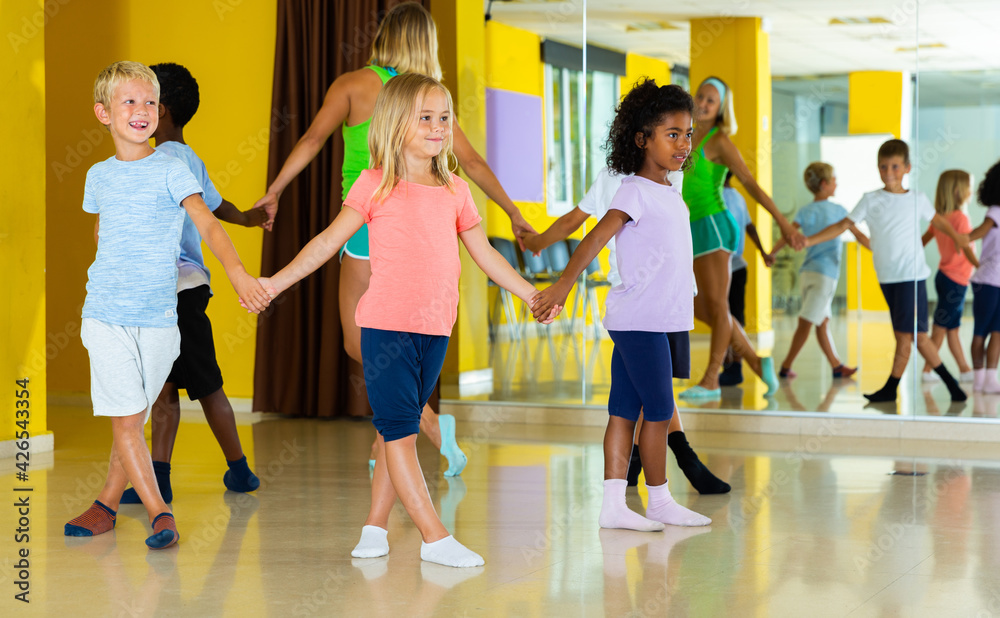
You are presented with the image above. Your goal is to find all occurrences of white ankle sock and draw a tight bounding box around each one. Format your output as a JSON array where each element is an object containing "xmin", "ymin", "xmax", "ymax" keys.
[
  {"xmin": 645, "ymin": 481, "xmax": 711, "ymax": 527},
  {"xmin": 598, "ymin": 479, "xmax": 665, "ymax": 532},
  {"xmin": 420, "ymin": 535, "xmax": 484, "ymax": 567},
  {"xmin": 351, "ymin": 525, "xmax": 389, "ymax": 558},
  {"xmin": 975, "ymin": 369, "xmax": 986, "ymax": 392},
  {"xmin": 984, "ymin": 370, "xmax": 1000, "ymax": 394}
]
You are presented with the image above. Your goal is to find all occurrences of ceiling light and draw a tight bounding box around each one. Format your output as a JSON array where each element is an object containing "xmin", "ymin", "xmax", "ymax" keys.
[{"xmin": 829, "ymin": 17, "xmax": 892, "ymax": 25}]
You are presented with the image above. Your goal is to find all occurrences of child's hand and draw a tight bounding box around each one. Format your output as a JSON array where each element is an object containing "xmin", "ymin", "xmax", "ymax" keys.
[
  {"xmin": 253, "ymin": 192, "xmax": 280, "ymax": 232},
  {"xmin": 510, "ymin": 210, "xmax": 538, "ymax": 252},
  {"xmin": 956, "ymin": 233, "xmax": 971, "ymax": 250},
  {"xmin": 233, "ymin": 273, "xmax": 271, "ymax": 314},
  {"xmin": 785, "ymin": 226, "xmax": 807, "ymax": 251},
  {"xmin": 763, "ymin": 252, "xmax": 775, "ymax": 267},
  {"xmin": 530, "ymin": 284, "xmax": 568, "ymax": 321},
  {"xmin": 537, "ymin": 304, "xmax": 563, "ymax": 324},
  {"xmin": 245, "ymin": 206, "xmax": 270, "ymax": 229},
  {"xmin": 520, "ymin": 232, "xmax": 543, "ymax": 255}
]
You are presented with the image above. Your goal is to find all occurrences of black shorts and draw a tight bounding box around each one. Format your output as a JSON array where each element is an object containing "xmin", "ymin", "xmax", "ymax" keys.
[
  {"xmin": 880, "ymin": 279, "xmax": 928, "ymax": 333},
  {"xmin": 729, "ymin": 266, "xmax": 747, "ymax": 326},
  {"xmin": 167, "ymin": 285, "xmax": 224, "ymax": 400}
]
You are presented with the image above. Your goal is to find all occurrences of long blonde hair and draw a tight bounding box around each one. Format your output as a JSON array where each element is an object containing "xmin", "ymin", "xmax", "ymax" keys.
[
  {"xmin": 369, "ymin": 73, "xmax": 455, "ymax": 202},
  {"xmin": 699, "ymin": 76, "xmax": 738, "ymax": 136},
  {"xmin": 935, "ymin": 169, "xmax": 972, "ymax": 215},
  {"xmin": 368, "ymin": 2, "xmax": 442, "ymax": 81}
]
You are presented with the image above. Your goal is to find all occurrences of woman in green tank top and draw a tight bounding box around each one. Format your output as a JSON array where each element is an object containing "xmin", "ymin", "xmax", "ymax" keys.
[
  {"xmin": 253, "ymin": 5, "xmax": 535, "ymax": 547},
  {"xmin": 679, "ymin": 77, "xmax": 805, "ymax": 400}
]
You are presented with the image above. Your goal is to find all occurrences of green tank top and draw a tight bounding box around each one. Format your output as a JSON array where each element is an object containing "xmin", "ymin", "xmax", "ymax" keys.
[
  {"xmin": 681, "ymin": 126, "xmax": 728, "ymax": 222},
  {"xmin": 341, "ymin": 65, "xmax": 397, "ymax": 200}
]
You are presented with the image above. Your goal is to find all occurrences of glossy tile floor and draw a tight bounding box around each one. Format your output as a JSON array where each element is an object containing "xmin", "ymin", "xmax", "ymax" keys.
[
  {"xmin": 451, "ymin": 312, "xmax": 1000, "ymax": 421},
  {"xmin": 6, "ymin": 407, "xmax": 1000, "ymax": 616}
]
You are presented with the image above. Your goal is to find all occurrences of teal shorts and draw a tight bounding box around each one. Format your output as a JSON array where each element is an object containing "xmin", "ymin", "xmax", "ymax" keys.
[
  {"xmin": 690, "ymin": 210, "xmax": 740, "ymax": 258},
  {"xmin": 340, "ymin": 223, "xmax": 370, "ymax": 261}
]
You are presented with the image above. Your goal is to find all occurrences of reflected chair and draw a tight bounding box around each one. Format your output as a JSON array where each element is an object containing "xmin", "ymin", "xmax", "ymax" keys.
[
  {"xmin": 567, "ymin": 238, "xmax": 610, "ymax": 339},
  {"xmin": 487, "ymin": 237, "xmax": 522, "ymax": 342}
]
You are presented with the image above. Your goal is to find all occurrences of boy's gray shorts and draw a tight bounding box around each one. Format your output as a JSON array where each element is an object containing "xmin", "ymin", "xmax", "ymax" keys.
[{"xmin": 81, "ymin": 318, "xmax": 180, "ymax": 422}]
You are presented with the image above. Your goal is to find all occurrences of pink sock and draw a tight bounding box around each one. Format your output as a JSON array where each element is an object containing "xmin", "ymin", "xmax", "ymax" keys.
[
  {"xmin": 645, "ymin": 481, "xmax": 711, "ymax": 527},
  {"xmin": 598, "ymin": 479, "xmax": 664, "ymax": 532}
]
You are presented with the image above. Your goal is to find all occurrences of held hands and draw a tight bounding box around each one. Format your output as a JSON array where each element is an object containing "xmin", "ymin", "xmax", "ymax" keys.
[
  {"xmin": 782, "ymin": 223, "xmax": 807, "ymax": 251},
  {"xmin": 233, "ymin": 272, "xmax": 273, "ymax": 314},
  {"xmin": 252, "ymin": 192, "xmax": 280, "ymax": 231},
  {"xmin": 245, "ymin": 205, "xmax": 270, "ymax": 228},
  {"xmin": 763, "ymin": 252, "xmax": 775, "ymax": 267},
  {"xmin": 510, "ymin": 210, "xmax": 539, "ymax": 252},
  {"xmin": 956, "ymin": 233, "xmax": 971, "ymax": 250},
  {"xmin": 530, "ymin": 282, "xmax": 568, "ymax": 323},
  {"xmin": 519, "ymin": 231, "xmax": 544, "ymax": 255}
]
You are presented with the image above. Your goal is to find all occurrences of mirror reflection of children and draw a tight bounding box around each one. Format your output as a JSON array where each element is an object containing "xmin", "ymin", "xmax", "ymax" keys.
[
  {"xmin": 921, "ymin": 170, "xmax": 977, "ymax": 384},
  {"xmin": 770, "ymin": 162, "xmax": 867, "ymax": 379},
  {"xmin": 806, "ymin": 140, "xmax": 969, "ymax": 404},
  {"xmin": 254, "ymin": 74, "xmax": 559, "ymax": 567},
  {"xmin": 532, "ymin": 80, "xmax": 711, "ymax": 530}
]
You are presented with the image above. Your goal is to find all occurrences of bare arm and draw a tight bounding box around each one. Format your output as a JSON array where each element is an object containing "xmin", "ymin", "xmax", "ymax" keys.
[
  {"xmin": 253, "ymin": 72, "xmax": 358, "ymax": 229},
  {"xmin": 921, "ymin": 226, "xmax": 934, "ymax": 247},
  {"xmin": 264, "ymin": 207, "xmax": 365, "ymax": 296},
  {"xmin": 453, "ymin": 123, "xmax": 538, "ymax": 249},
  {"xmin": 715, "ymin": 135, "xmax": 803, "ymax": 249},
  {"xmin": 458, "ymin": 225, "xmax": 538, "ymax": 304},
  {"xmin": 970, "ymin": 218, "xmax": 996, "ymax": 242},
  {"xmin": 931, "ymin": 212, "xmax": 970, "ymax": 249},
  {"xmin": 745, "ymin": 223, "xmax": 773, "ymax": 266},
  {"xmin": 807, "ymin": 217, "xmax": 853, "ymax": 247},
  {"xmin": 531, "ymin": 209, "xmax": 630, "ymax": 319},
  {"xmin": 183, "ymin": 194, "xmax": 270, "ymax": 312},
  {"xmin": 848, "ymin": 223, "xmax": 871, "ymax": 250},
  {"xmin": 964, "ymin": 245, "xmax": 980, "ymax": 268},
  {"xmin": 93, "ymin": 215, "xmax": 99, "ymax": 246},
  {"xmin": 521, "ymin": 207, "xmax": 591, "ymax": 254},
  {"xmin": 214, "ymin": 199, "xmax": 269, "ymax": 228}
]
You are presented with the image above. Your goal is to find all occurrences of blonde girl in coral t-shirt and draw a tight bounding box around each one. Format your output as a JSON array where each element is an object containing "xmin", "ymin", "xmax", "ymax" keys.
[
  {"xmin": 921, "ymin": 170, "xmax": 978, "ymax": 383},
  {"xmin": 255, "ymin": 73, "xmax": 559, "ymax": 568}
]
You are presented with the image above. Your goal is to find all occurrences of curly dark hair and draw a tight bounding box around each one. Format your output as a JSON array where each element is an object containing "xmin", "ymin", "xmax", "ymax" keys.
[
  {"xmin": 979, "ymin": 160, "xmax": 1000, "ymax": 207},
  {"xmin": 605, "ymin": 79, "xmax": 694, "ymax": 176},
  {"xmin": 150, "ymin": 63, "xmax": 200, "ymax": 128}
]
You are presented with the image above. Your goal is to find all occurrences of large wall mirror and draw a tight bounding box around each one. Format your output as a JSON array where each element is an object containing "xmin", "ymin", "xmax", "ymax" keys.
[{"xmin": 448, "ymin": 1, "xmax": 1000, "ymax": 425}]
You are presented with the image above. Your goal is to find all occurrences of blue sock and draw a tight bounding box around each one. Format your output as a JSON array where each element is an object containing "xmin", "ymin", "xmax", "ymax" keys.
[{"xmin": 223, "ymin": 455, "xmax": 260, "ymax": 492}]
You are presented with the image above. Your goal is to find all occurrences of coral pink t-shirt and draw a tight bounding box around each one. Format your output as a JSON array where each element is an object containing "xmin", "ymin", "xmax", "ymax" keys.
[
  {"xmin": 932, "ymin": 210, "xmax": 974, "ymax": 286},
  {"xmin": 344, "ymin": 169, "xmax": 482, "ymax": 336}
]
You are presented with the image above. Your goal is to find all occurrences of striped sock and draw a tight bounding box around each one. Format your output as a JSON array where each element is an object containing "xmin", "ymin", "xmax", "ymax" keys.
[
  {"xmin": 145, "ymin": 512, "xmax": 179, "ymax": 549},
  {"xmin": 65, "ymin": 500, "xmax": 116, "ymax": 537}
]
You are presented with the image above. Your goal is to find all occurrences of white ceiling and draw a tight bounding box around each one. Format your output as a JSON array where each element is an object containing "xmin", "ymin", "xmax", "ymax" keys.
[{"xmin": 490, "ymin": 0, "xmax": 1000, "ymax": 76}]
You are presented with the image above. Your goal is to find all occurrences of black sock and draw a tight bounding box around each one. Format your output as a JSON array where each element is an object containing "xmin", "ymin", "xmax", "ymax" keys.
[
  {"xmin": 668, "ymin": 431, "xmax": 731, "ymax": 494},
  {"xmin": 934, "ymin": 364, "xmax": 968, "ymax": 402},
  {"xmin": 864, "ymin": 376, "xmax": 900, "ymax": 403},
  {"xmin": 625, "ymin": 444, "xmax": 643, "ymax": 487},
  {"xmin": 120, "ymin": 460, "xmax": 172, "ymax": 504},
  {"xmin": 224, "ymin": 455, "xmax": 260, "ymax": 492}
]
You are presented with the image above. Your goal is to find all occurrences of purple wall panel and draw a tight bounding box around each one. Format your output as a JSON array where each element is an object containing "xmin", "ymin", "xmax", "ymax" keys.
[{"xmin": 485, "ymin": 88, "xmax": 544, "ymax": 203}]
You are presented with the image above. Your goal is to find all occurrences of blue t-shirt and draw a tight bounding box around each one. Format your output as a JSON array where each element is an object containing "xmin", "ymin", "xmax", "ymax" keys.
[
  {"xmin": 795, "ymin": 199, "xmax": 849, "ymax": 279},
  {"xmin": 156, "ymin": 142, "xmax": 223, "ymax": 287},
  {"xmin": 82, "ymin": 150, "xmax": 203, "ymax": 327},
  {"xmin": 723, "ymin": 186, "xmax": 750, "ymax": 271}
]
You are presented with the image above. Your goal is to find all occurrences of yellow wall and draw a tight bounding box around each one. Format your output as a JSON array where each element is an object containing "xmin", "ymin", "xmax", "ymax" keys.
[
  {"xmin": 846, "ymin": 71, "xmax": 902, "ymax": 312},
  {"xmin": 689, "ymin": 17, "xmax": 774, "ymax": 336},
  {"xmin": 3, "ymin": 0, "xmax": 49, "ymax": 440},
  {"xmin": 45, "ymin": 1, "xmax": 276, "ymax": 398},
  {"xmin": 621, "ymin": 53, "xmax": 671, "ymax": 93}
]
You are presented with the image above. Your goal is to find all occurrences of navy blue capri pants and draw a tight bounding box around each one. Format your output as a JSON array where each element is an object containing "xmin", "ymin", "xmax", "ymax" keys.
[
  {"xmin": 360, "ymin": 328, "xmax": 449, "ymax": 442},
  {"xmin": 607, "ymin": 330, "xmax": 690, "ymax": 423}
]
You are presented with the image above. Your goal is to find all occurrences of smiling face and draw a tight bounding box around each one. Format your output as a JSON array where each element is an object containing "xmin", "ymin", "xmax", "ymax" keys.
[
  {"xmin": 693, "ymin": 83, "xmax": 722, "ymax": 126},
  {"xmin": 402, "ymin": 87, "xmax": 451, "ymax": 161},
  {"xmin": 637, "ymin": 111, "xmax": 693, "ymax": 176},
  {"xmin": 95, "ymin": 78, "xmax": 158, "ymax": 151},
  {"xmin": 878, "ymin": 155, "xmax": 911, "ymax": 193}
]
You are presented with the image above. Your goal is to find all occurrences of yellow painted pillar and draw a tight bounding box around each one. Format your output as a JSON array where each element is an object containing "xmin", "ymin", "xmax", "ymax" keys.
[
  {"xmin": 689, "ymin": 17, "xmax": 773, "ymax": 337},
  {"xmin": 845, "ymin": 71, "xmax": 907, "ymax": 311},
  {"xmin": 2, "ymin": 1, "xmax": 51, "ymax": 454},
  {"xmin": 620, "ymin": 53, "xmax": 671, "ymax": 93},
  {"xmin": 432, "ymin": 0, "xmax": 491, "ymax": 384}
]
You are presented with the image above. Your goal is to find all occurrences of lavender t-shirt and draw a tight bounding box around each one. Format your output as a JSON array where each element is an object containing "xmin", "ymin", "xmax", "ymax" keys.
[
  {"xmin": 971, "ymin": 206, "xmax": 1000, "ymax": 288},
  {"xmin": 602, "ymin": 176, "xmax": 694, "ymax": 332}
]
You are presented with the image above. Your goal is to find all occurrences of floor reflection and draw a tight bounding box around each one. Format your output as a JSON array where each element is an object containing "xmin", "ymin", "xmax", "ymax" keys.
[
  {"xmin": 9, "ymin": 407, "xmax": 1000, "ymax": 616},
  {"xmin": 452, "ymin": 313, "xmax": 999, "ymax": 419}
]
